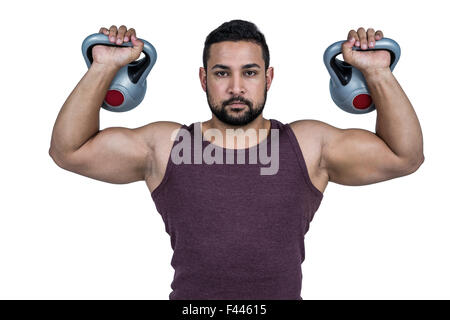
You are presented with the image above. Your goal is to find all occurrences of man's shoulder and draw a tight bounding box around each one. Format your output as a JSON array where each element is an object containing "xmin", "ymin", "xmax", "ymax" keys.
[
  {"xmin": 287, "ymin": 119, "xmax": 330, "ymax": 143},
  {"xmin": 288, "ymin": 119, "xmax": 329, "ymax": 131},
  {"xmin": 286, "ymin": 119, "xmax": 328, "ymax": 163},
  {"xmin": 134, "ymin": 121, "xmax": 184, "ymax": 150},
  {"xmin": 140, "ymin": 120, "xmax": 184, "ymax": 132}
]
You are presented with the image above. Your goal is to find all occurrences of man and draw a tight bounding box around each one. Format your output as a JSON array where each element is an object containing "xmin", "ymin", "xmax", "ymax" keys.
[{"xmin": 49, "ymin": 20, "xmax": 424, "ymax": 300}]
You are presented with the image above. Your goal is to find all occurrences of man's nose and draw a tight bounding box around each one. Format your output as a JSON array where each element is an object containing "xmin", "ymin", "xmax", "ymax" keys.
[{"xmin": 228, "ymin": 73, "xmax": 246, "ymax": 95}]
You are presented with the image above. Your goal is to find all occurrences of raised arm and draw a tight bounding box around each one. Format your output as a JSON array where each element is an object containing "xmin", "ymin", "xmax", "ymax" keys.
[
  {"xmin": 49, "ymin": 25, "xmax": 181, "ymax": 184},
  {"xmin": 319, "ymin": 121, "xmax": 422, "ymax": 186},
  {"xmin": 50, "ymin": 120, "xmax": 181, "ymax": 184},
  {"xmin": 318, "ymin": 28, "xmax": 424, "ymax": 186}
]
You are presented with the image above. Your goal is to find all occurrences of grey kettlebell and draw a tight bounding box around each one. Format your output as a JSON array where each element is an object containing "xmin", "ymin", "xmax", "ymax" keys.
[
  {"xmin": 323, "ymin": 37, "xmax": 401, "ymax": 114},
  {"xmin": 81, "ymin": 33, "xmax": 157, "ymax": 112}
]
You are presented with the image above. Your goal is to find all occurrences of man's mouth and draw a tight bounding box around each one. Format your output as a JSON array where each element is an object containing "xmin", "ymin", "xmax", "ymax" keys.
[{"xmin": 229, "ymin": 102, "xmax": 246, "ymax": 107}]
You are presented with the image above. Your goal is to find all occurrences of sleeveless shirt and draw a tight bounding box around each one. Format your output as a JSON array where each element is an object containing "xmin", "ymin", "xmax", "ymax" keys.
[{"xmin": 150, "ymin": 118, "xmax": 323, "ymax": 300}]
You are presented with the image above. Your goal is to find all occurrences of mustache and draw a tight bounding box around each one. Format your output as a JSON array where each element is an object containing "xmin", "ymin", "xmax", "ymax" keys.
[{"xmin": 224, "ymin": 97, "xmax": 250, "ymax": 106}]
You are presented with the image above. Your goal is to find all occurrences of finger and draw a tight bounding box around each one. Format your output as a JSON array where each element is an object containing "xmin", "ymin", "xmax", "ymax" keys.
[
  {"xmin": 124, "ymin": 27, "xmax": 135, "ymax": 43},
  {"xmin": 130, "ymin": 34, "xmax": 144, "ymax": 60},
  {"xmin": 109, "ymin": 25, "xmax": 118, "ymax": 43},
  {"xmin": 375, "ymin": 30, "xmax": 384, "ymax": 40},
  {"xmin": 357, "ymin": 27, "xmax": 368, "ymax": 49},
  {"xmin": 367, "ymin": 28, "xmax": 376, "ymax": 48},
  {"xmin": 348, "ymin": 29, "xmax": 360, "ymax": 47},
  {"xmin": 131, "ymin": 33, "xmax": 143, "ymax": 47},
  {"xmin": 342, "ymin": 36, "xmax": 356, "ymax": 63},
  {"xmin": 347, "ymin": 29, "xmax": 358, "ymax": 43},
  {"xmin": 99, "ymin": 27, "xmax": 109, "ymax": 35},
  {"xmin": 116, "ymin": 25, "xmax": 127, "ymax": 45}
]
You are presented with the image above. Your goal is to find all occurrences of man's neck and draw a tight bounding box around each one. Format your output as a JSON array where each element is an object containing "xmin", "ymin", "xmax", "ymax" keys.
[{"xmin": 200, "ymin": 116, "xmax": 271, "ymax": 149}]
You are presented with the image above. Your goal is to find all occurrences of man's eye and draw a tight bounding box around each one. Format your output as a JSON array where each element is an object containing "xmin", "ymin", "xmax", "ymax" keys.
[{"xmin": 215, "ymin": 71, "xmax": 257, "ymax": 77}]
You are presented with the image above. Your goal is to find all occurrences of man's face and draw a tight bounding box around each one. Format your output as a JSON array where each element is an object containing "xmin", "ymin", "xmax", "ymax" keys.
[{"xmin": 200, "ymin": 41, "xmax": 274, "ymax": 126}]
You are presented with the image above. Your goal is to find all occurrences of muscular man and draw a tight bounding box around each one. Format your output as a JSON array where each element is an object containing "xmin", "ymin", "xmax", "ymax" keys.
[{"xmin": 49, "ymin": 20, "xmax": 424, "ymax": 300}]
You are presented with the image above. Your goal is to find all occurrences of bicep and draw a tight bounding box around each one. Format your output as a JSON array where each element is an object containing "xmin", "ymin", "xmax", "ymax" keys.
[
  {"xmin": 321, "ymin": 123, "xmax": 412, "ymax": 186},
  {"xmin": 60, "ymin": 126, "xmax": 151, "ymax": 184}
]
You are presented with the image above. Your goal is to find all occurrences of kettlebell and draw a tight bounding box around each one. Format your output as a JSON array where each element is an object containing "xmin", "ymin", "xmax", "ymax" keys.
[
  {"xmin": 81, "ymin": 33, "xmax": 157, "ymax": 112},
  {"xmin": 323, "ymin": 37, "xmax": 401, "ymax": 114}
]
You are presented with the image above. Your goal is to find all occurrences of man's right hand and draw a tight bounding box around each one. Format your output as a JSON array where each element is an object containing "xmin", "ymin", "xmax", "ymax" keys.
[
  {"xmin": 94, "ymin": 25, "xmax": 144, "ymax": 69},
  {"xmin": 50, "ymin": 24, "xmax": 183, "ymax": 186}
]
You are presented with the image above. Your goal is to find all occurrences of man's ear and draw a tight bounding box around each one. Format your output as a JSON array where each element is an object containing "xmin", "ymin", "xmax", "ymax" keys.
[
  {"xmin": 199, "ymin": 67, "xmax": 207, "ymax": 92},
  {"xmin": 266, "ymin": 66, "xmax": 274, "ymax": 91}
]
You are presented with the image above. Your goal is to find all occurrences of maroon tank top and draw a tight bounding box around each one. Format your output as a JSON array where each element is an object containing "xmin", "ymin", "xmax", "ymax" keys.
[{"xmin": 151, "ymin": 118, "xmax": 323, "ymax": 300}]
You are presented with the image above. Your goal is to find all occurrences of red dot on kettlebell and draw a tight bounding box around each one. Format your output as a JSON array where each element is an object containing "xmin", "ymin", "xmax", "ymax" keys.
[
  {"xmin": 105, "ymin": 90, "xmax": 124, "ymax": 107},
  {"xmin": 352, "ymin": 94, "xmax": 372, "ymax": 109}
]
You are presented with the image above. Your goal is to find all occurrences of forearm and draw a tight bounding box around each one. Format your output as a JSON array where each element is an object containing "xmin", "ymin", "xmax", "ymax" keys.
[
  {"xmin": 363, "ymin": 68, "xmax": 424, "ymax": 165},
  {"xmin": 49, "ymin": 62, "xmax": 119, "ymax": 156}
]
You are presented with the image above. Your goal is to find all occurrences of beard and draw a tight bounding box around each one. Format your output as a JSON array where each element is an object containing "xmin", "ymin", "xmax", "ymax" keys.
[{"xmin": 206, "ymin": 82, "xmax": 267, "ymax": 126}]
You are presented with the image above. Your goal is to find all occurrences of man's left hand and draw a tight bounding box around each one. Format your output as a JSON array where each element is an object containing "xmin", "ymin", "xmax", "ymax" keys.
[{"xmin": 341, "ymin": 27, "xmax": 391, "ymax": 74}]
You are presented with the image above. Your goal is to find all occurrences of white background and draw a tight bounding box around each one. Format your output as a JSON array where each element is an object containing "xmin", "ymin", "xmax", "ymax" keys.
[{"xmin": 1, "ymin": 0, "xmax": 448, "ymax": 299}]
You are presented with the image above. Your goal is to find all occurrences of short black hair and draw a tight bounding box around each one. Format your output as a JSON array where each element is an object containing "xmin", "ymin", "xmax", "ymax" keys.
[{"xmin": 203, "ymin": 19, "xmax": 270, "ymax": 72}]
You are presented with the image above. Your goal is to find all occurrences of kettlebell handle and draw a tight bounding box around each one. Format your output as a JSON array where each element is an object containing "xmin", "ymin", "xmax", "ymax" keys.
[
  {"xmin": 81, "ymin": 33, "xmax": 157, "ymax": 86},
  {"xmin": 323, "ymin": 37, "xmax": 401, "ymax": 86}
]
